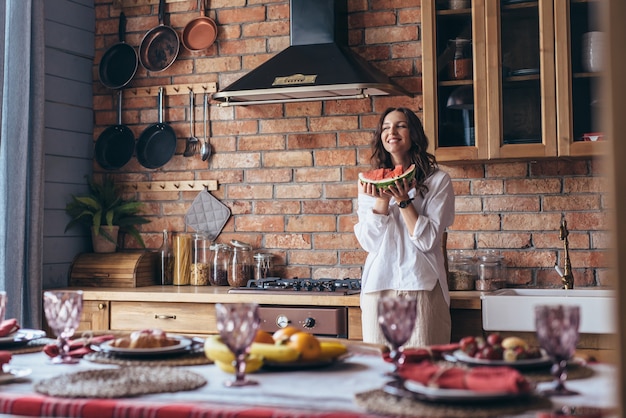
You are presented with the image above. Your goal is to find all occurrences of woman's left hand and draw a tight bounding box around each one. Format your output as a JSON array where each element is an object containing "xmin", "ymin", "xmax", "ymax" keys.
[{"xmin": 384, "ymin": 178, "xmax": 415, "ymax": 202}]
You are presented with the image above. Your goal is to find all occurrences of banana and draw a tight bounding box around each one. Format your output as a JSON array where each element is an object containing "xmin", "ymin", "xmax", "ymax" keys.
[
  {"xmin": 250, "ymin": 342, "xmax": 300, "ymax": 363},
  {"xmin": 319, "ymin": 341, "xmax": 348, "ymax": 360},
  {"xmin": 214, "ymin": 355, "xmax": 264, "ymax": 374},
  {"xmin": 204, "ymin": 335, "xmax": 236, "ymax": 364}
]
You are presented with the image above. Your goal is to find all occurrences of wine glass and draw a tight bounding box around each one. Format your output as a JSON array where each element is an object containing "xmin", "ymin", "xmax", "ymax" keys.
[
  {"xmin": 43, "ymin": 290, "xmax": 83, "ymax": 364},
  {"xmin": 215, "ymin": 302, "xmax": 261, "ymax": 387},
  {"xmin": 377, "ymin": 294, "xmax": 418, "ymax": 376},
  {"xmin": 535, "ymin": 304, "xmax": 580, "ymax": 396}
]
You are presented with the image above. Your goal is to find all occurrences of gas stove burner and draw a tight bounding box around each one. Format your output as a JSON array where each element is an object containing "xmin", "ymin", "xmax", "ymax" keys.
[{"xmin": 237, "ymin": 277, "xmax": 361, "ymax": 294}]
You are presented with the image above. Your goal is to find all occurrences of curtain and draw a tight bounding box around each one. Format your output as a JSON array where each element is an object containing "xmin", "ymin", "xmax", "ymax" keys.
[{"xmin": 0, "ymin": 0, "xmax": 45, "ymax": 328}]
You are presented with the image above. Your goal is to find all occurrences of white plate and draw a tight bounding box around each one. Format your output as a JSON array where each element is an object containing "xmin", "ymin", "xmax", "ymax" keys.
[
  {"xmin": 403, "ymin": 379, "xmax": 530, "ymax": 403},
  {"xmin": 0, "ymin": 329, "xmax": 46, "ymax": 347},
  {"xmin": 452, "ymin": 349, "xmax": 552, "ymax": 369},
  {"xmin": 0, "ymin": 366, "xmax": 32, "ymax": 384},
  {"xmin": 98, "ymin": 336, "xmax": 192, "ymax": 357}
]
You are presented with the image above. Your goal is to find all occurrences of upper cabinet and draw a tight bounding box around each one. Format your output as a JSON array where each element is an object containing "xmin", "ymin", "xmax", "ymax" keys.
[{"xmin": 422, "ymin": 0, "xmax": 606, "ymax": 162}]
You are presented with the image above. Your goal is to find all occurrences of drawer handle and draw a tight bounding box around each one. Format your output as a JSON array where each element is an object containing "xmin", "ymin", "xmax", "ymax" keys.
[
  {"xmin": 92, "ymin": 273, "xmax": 110, "ymax": 278},
  {"xmin": 98, "ymin": 303, "xmax": 106, "ymax": 310},
  {"xmin": 154, "ymin": 314, "xmax": 176, "ymax": 320}
]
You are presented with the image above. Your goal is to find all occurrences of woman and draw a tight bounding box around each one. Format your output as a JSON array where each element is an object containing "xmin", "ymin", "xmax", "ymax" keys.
[{"xmin": 354, "ymin": 107, "xmax": 455, "ymax": 348}]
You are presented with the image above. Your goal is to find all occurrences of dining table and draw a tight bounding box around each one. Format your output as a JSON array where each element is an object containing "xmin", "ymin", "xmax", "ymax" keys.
[{"xmin": 0, "ymin": 335, "xmax": 619, "ymax": 418}]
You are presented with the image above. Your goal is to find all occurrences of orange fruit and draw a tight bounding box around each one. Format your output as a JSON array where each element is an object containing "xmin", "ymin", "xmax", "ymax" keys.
[
  {"xmin": 254, "ymin": 330, "xmax": 275, "ymax": 344},
  {"xmin": 287, "ymin": 331, "xmax": 321, "ymax": 361},
  {"xmin": 272, "ymin": 326, "xmax": 299, "ymax": 343}
]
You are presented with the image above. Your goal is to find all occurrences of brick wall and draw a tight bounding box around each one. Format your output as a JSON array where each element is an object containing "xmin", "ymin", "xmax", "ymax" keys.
[{"xmin": 93, "ymin": 0, "xmax": 610, "ymax": 288}]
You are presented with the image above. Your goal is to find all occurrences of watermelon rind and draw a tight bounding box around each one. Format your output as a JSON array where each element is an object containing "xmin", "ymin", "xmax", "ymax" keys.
[{"xmin": 358, "ymin": 164, "xmax": 416, "ymax": 189}]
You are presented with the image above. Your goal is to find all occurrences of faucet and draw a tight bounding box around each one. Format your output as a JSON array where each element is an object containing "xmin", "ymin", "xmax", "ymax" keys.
[{"xmin": 558, "ymin": 215, "xmax": 575, "ymax": 289}]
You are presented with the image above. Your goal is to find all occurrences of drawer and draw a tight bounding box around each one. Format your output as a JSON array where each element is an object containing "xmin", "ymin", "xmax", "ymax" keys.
[{"xmin": 110, "ymin": 301, "xmax": 215, "ymax": 334}]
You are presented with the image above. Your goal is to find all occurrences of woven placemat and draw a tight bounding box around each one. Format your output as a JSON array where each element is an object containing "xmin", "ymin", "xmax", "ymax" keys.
[
  {"xmin": 83, "ymin": 350, "xmax": 212, "ymax": 367},
  {"xmin": 355, "ymin": 387, "xmax": 552, "ymax": 418},
  {"xmin": 34, "ymin": 366, "xmax": 207, "ymax": 398},
  {"xmin": 522, "ymin": 363, "xmax": 594, "ymax": 383}
]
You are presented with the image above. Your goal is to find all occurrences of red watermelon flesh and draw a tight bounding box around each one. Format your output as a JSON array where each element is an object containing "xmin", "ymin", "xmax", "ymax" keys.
[{"xmin": 359, "ymin": 164, "xmax": 416, "ymax": 189}]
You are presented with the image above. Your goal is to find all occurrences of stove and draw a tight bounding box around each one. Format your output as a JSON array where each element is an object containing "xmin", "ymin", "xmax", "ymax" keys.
[
  {"xmin": 228, "ymin": 278, "xmax": 361, "ymax": 337},
  {"xmin": 228, "ymin": 277, "xmax": 361, "ymax": 295}
]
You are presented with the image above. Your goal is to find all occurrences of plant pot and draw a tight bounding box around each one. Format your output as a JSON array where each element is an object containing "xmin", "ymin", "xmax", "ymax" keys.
[{"xmin": 92, "ymin": 226, "xmax": 119, "ymax": 253}]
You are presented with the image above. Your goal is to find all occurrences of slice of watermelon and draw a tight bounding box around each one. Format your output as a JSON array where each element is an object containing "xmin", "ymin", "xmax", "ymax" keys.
[{"xmin": 358, "ymin": 164, "xmax": 416, "ymax": 189}]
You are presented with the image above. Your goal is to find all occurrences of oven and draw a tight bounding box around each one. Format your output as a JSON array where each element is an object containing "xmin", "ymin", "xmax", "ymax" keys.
[{"xmin": 228, "ymin": 278, "xmax": 361, "ymax": 338}]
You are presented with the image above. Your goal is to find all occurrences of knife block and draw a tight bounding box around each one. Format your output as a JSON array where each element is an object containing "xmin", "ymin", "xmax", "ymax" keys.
[{"xmin": 69, "ymin": 252, "xmax": 158, "ymax": 287}]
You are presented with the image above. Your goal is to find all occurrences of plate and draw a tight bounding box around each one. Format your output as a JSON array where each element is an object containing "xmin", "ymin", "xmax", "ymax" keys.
[
  {"xmin": 262, "ymin": 354, "xmax": 351, "ymax": 371},
  {"xmin": 401, "ymin": 379, "xmax": 531, "ymax": 403},
  {"xmin": 509, "ymin": 68, "xmax": 540, "ymax": 76},
  {"xmin": 0, "ymin": 329, "xmax": 46, "ymax": 347},
  {"xmin": 98, "ymin": 336, "xmax": 192, "ymax": 358},
  {"xmin": 0, "ymin": 366, "xmax": 32, "ymax": 384},
  {"xmin": 452, "ymin": 349, "xmax": 552, "ymax": 369}
]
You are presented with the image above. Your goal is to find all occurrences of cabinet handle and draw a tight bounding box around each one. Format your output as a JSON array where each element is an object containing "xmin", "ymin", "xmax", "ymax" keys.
[
  {"xmin": 154, "ymin": 314, "xmax": 176, "ymax": 320},
  {"xmin": 98, "ymin": 303, "xmax": 106, "ymax": 310}
]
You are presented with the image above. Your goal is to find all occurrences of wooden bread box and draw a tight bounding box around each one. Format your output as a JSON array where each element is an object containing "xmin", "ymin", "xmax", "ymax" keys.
[{"xmin": 69, "ymin": 252, "xmax": 158, "ymax": 287}]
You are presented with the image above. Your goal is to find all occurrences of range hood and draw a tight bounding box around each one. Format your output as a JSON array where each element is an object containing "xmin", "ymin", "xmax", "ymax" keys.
[{"xmin": 213, "ymin": 0, "xmax": 412, "ymax": 106}]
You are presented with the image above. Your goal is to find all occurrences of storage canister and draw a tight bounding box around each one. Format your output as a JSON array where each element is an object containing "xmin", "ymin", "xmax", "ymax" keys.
[
  {"xmin": 447, "ymin": 251, "xmax": 477, "ymax": 290},
  {"xmin": 253, "ymin": 252, "xmax": 273, "ymax": 281},
  {"xmin": 209, "ymin": 243, "xmax": 231, "ymax": 286},
  {"xmin": 190, "ymin": 233, "xmax": 211, "ymax": 286},
  {"xmin": 228, "ymin": 240, "xmax": 253, "ymax": 287},
  {"xmin": 172, "ymin": 232, "xmax": 192, "ymax": 285},
  {"xmin": 476, "ymin": 251, "xmax": 505, "ymax": 290}
]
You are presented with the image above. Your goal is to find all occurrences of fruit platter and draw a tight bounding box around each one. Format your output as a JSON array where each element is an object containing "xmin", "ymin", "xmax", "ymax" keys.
[
  {"xmin": 205, "ymin": 326, "xmax": 349, "ymax": 373},
  {"xmin": 452, "ymin": 333, "xmax": 551, "ymax": 369}
]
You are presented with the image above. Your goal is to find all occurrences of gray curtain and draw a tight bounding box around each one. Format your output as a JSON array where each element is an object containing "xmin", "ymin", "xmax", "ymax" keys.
[{"xmin": 0, "ymin": 0, "xmax": 45, "ymax": 328}]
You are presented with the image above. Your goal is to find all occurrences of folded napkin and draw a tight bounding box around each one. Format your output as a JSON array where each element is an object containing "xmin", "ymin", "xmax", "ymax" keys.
[
  {"xmin": 383, "ymin": 343, "xmax": 460, "ymax": 363},
  {"xmin": 0, "ymin": 319, "xmax": 19, "ymax": 337},
  {"xmin": 398, "ymin": 360, "xmax": 532, "ymax": 394},
  {"xmin": 44, "ymin": 334, "xmax": 115, "ymax": 359},
  {"xmin": 0, "ymin": 351, "xmax": 12, "ymax": 367}
]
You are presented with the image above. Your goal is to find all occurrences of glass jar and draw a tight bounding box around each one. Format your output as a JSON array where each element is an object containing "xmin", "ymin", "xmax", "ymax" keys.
[
  {"xmin": 172, "ymin": 232, "xmax": 192, "ymax": 286},
  {"xmin": 190, "ymin": 233, "xmax": 211, "ymax": 286},
  {"xmin": 253, "ymin": 252, "xmax": 273, "ymax": 281},
  {"xmin": 448, "ymin": 38, "xmax": 472, "ymax": 80},
  {"xmin": 476, "ymin": 251, "xmax": 505, "ymax": 290},
  {"xmin": 447, "ymin": 251, "xmax": 477, "ymax": 290},
  {"xmin": 209, "ymin": 243, "xmax": 231, "ymax": 286},
  {"xmin": 157, "ymin": 229, "xmax": 173, "ymax": 285},
  {"xmin": 228, "ymin": 240, "xmax": 253, "ymax": 287}
]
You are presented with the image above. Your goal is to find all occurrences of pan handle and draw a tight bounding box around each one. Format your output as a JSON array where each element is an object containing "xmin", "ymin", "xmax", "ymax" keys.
[
  {"xmin": 158, "ymin": 86, "xmax": 164, "ymax": 124},
  {"xmin": 119, "ymin": 12, "xmax": 127, "ymax": 43},
  {"xmin": 117, "ymin": 90, "xmax": 123, "ymax": 125},
  {"xmin": 158, "ymin": 0, "xmax": 165, "ymax": 25}
]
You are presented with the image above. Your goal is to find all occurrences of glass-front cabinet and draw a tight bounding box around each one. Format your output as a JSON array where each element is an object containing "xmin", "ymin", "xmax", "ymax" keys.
[{"xmin": 422, "ymin": 0, "xmax": 606, "ymax": 162}]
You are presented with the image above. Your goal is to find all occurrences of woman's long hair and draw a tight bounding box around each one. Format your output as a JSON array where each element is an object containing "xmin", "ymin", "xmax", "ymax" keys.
[{"xmin": 369, "ymin": 107, "xmax": 438, "ymax": 196}]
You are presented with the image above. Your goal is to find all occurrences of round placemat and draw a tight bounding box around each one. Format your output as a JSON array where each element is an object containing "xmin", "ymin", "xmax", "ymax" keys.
[
  {"xmin": 355, "ymin": 388, "xmax": 552, "ymax": 418},
  {"xmin": 34, "ymin": 366, "xmax": 207, "ymax": 398},
  {"xmin": 83, "ymin": 350, "xmax": 212, "ymax": 367},
  {"xmin": 523, "ymin": 363, "xmax": 594, "ymax": 383}
]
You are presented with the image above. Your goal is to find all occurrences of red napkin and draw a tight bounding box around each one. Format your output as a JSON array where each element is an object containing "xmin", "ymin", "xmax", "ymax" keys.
[
  {"xmin": 383, "ymin": 343, "xmax": 460, "ymax": 363},
  {"xmin": 0, "ymin": 351, "xmax": 12, "ymax": 367},
  {"xmin": 398, "ymin": 360, "xmax": 532, "ymax": 394},
  {"xmin": 43, "ymin": 334, "xmax": 115, "ymax": 359},
  {"xmin": 0, "ymin": 319, "xmax": 19, "ymax": 337}
]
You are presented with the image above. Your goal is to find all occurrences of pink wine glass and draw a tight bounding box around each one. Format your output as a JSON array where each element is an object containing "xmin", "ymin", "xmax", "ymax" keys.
[
  {"xmin": 535, "ymin": 304, "xmax": 580, "ymax": 396},
  {"xmin": 215, "ymin": 302, "xmax": 261, "ymax": 387},
  {"xmin": 378, "ymin": 294, "xmax": 417, "ymax": 375},
  {"xmin": 43, "ymin": 290, "xmax": 83, "ymax": 364}
]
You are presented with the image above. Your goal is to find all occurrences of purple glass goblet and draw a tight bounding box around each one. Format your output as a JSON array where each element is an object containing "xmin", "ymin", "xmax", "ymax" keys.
[
  {"xmin": 43, "ymin": 290, "xmax": 83, "ymax": 364},
  {"xmin": 377, "ymin": 294, "xmax": 417, "ymax": 376}
]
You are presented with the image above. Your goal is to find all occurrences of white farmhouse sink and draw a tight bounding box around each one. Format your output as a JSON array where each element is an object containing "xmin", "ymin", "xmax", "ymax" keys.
[{"xmin": 481, "ymin": 288, "xmax": 616, "ymax": 334}]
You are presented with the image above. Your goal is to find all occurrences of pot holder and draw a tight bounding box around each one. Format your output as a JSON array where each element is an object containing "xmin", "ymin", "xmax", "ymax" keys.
[{"xmin": 185, "ymin": 189, "xmax": 231, "ymax": 241}]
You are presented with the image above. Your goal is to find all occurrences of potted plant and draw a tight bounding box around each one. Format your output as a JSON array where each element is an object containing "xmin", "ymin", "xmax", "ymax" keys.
[{"xmin": 64, "ymin": 176, "xmax": 151, "ymax": 253}]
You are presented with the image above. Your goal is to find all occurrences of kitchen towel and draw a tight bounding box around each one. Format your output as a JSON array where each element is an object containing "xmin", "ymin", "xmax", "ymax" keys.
[
  {"xmin": 43, "ymin": 334, "xmax": 115, "ymax": 359},
  {"xmin": 185, "ymin": 189, "xmax": 230, "ymax": 241},
  {"xmin": 0, "ymin": 319, "xmax": 19, "ymax": 337}
]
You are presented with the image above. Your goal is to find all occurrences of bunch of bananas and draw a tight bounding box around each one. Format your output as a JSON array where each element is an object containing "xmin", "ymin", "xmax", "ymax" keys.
[{"xmin": 205, "ymin": 328, "xmax": 348, "ymax": 373}]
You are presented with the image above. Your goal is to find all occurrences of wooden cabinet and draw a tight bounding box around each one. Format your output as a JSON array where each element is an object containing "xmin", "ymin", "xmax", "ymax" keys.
[
  {"xmin": 422, "ymin": 0, "xmax": 606, "ymax": 162},
  {"xmin": 77, "ymin": 300, "xmax": 109, "ymax": 332}
]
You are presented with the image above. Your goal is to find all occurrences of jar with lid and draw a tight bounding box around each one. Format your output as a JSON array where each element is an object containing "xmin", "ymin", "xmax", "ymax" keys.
[
  {"xmin": 190, "ymin": 233, "xmax": 211, "ymax": 286},
  {"xmin": 157, "ymin": 229, "xmax": 173, "ymax": 285},
  {"xmin": 209, "ymin": 243, "xmax": 231, "ymax": 286},
  {"xmin": 228, "ymin": 240, "xmax": 253, "ymax": 287},
  {"xmin": 476, "ymin": 251, "xmax": 505, "ymax": 290},
  {"xmin": 448, "ymin": 38, "xmax": 472, "ymax": 80},
  {"xmin": 172, "ymin": 232, "xmax": 192, "ymax": 286},
  {"xmin": 447, "ymin": 250, "xmax": 477, "ymax": 290},
  {"xmin": 253, "ymin": 252, "xmax": 273, "ymax": 281}
]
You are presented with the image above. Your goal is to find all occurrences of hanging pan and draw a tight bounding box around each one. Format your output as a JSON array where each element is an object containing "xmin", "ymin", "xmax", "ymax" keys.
[
  {"xmin": 139, "ymin": 0, "xmax": 180, "ymax": 72},
  {"xmin": 136, "ymin": 87, "xmax": 177, "ymax": 169},
  {"xmin": 94, "ymin": 90, "xmax": 135, "ymax": 170},
  {"xmin": 98, "ymin": 12, "xmax": 138, "ymax": 90},
  {"xmin": 182, "ymin": 0, "xmax": 218, "ymax": 52}
]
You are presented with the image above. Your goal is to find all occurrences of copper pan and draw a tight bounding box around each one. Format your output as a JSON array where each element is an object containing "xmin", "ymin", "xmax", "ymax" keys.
[{"xmin": 182, "ymin": 0, "xmax": 218, "ymax": 52}]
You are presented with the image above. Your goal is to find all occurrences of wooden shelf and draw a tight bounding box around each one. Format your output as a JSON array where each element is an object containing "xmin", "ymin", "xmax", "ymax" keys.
[
  {"xmin": 124, "ymin": 83, "xmax": 217, "ymax": 98},
  {"xmin": 114, "ymin": 0, "xmax": 187, "ymax": 8},
  {"xmin": 119, "ymin": 180, "xmax": 218, "ymax": 193}
]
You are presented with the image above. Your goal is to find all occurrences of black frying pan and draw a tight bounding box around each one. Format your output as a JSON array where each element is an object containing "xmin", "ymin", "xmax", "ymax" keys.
[
  {"xmin": 139, "ymin": 0, "xmax": 180, "ymax": 72},
  {"xmin": 94, "ymin": 90, "xmax": 135, "ymax": 170},
  {"xmin": 136, "ymin": 87, "xmax": 177, "ymax": 169},
  {"xmin": 99, "ymin": 12, "xmax": 138, "ymax": 90}
]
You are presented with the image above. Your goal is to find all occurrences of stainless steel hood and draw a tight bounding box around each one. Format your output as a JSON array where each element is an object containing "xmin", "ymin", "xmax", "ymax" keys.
[{"xmin": 213, "ymin": 0, "xmax": 412, "ymax": 106}]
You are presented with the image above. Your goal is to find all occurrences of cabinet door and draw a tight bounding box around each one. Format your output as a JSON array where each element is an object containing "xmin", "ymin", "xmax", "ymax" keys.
[
  {"xmin": 555, "ymin": 0, "xmax": 607, "ymax": 156},
  {"xmin": 77, "ymin": 300, "xmax": 109, "ymax": 332}
]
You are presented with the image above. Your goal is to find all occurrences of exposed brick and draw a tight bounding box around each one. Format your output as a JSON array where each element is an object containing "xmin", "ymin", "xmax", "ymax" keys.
[
  {"xmin": 302, "ymin": 200, "xmax": 353, "ymax": 214},
  {"xmin": 235, "ymin": 215, "xmax": 284, "ymax": 232},
  {"xmin": 260, "ymin": 118, "xmax": 308, "ymax": 134},
  {"xmin": 289, "ymin": 133, "xmax": 337, "ymax": 150},
  {"xmin": 338, "ymin": 214, "xmax": 359, "ymax": 232},
  {"xmin": 442, "ymin": 164, "xmax": 485, "ymax": 179},
  {"xmin": 218, "ymin": 6, "xmax": 266, "ymax": 24},
  {"xmin": 242, "ymin": 21, "xmax": 290, "ymax": 38},
  {"xmin": 339, "ymin": 131, "xmax": 372, "ymax": 147},
  {"xmin": 212, "ymin": 119, "xmax": 259, "ymax": 136},
  {"xmin": 286, "ymin": 216, "xmax": 336, "ymax": 232},
  {"xmin": 315, "ymin": 149, "xmax": 357, "ymax": 167},
  {"xmin": 264, "ymin": 234, "xmax": 312, "ymax": 250},
  {"xmin": 255, "ymin": 201, "xmax": 301, "ymax": 215},
  {"xmin": 502, "ymin": 213, "xmax": 562, "ymax": 231},
  {"xmin": 530, "ymin": 159, "xmax": 590, "ymax": 177},
  {"xmin": 227, "ymin": 184, "xmax": 273, "ymax": 200},
  {"xmin": 290, "ymin": 250, "xmax": 338, "ymax": 266},
  {"xmin": 486, "ymin": 162, "xmax": 528, "ymax": 178},
  {"xmin": 238, "ymin": 135, "xmax": 285, "ymax": 152},
  {"xmin": 350, "ymin": 11, "xmax": 397, "ymax": 28},
  {"xmin": 312, "ymin": 267, "xmax": 363, "ymax": 280},
  {"xmin": 264, "ymin": 151, "xmax": 313, "ymax": 168},
  {"xmin": 471, "ymin": 179, "xmax": 504, "ymax": 195},
  {"xmin": 325, "ymin": 184, "xmax": 358, "ymax": 199},
  {"xmin": 445, "ymin": 232, "xmax": 476, "ymax": 250},
  {"xmin": 455, "ymin": 196, "xmax": 482, "ymax": 212},
  {"xmin": 211, "ymin": 152, "xmax": 260, "ymax": 169},
  {"xmin": 284, "ymin": 102, "xmax": 323, "ymax": 117},
  {"xmin": 309, "ymin": 116, "xmax": 360, "ymax": 132},
  {"xmin": 294, "ymin": 167, "xmax": 341, "ymax": 183},
  {"xmin": 543, "ymin": 195, "xmax": 601, "ymax": 211},
  {"xmin": 483, "ymin": 196, "xmax": 540, "ymax": 212},
  {"xmin": 314, "ymin": 233, "xmax": 361, "ymax": 250},
  {"xmin": 563, "ymin": 177, "xmax": 610, "ymax": 194},
  {"xmin": 567, "ymin": 212, "xmax": 609, "ymax": 230},
  {"xmin": 365, "ymin": 26, "xmax": 418, "ymax": 44},
  {"xmin": 452, "ymin": 214, "xmax": 501, "ymax": 231},
  {"xmin": 506, "ymin": 250, "xmax": 557, "ymax": 268},
  {"xmin": 340, "ymin": 250, "xmax": 368, "ymax": 265},
  {"xmin": 246, "ymin": 168, "xmax": 292, "ymax": 183},
  {"xmin": 275, "ymin": 184, "xmax": 322, "ymax": 199},
  {"xmin": 476, "ymin": 233, "xmax": 532, "ymax": 249},
  {"xmin": 325, "ymin": 99, "xmax": 373, "ymax": 115},
  {"xmin": 591, "ymin": 231, "xmax": 612, "ymax": 249},
  {"xmin": 532, "ymin": 231, "xmax": 590, "ymax": 250}
]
